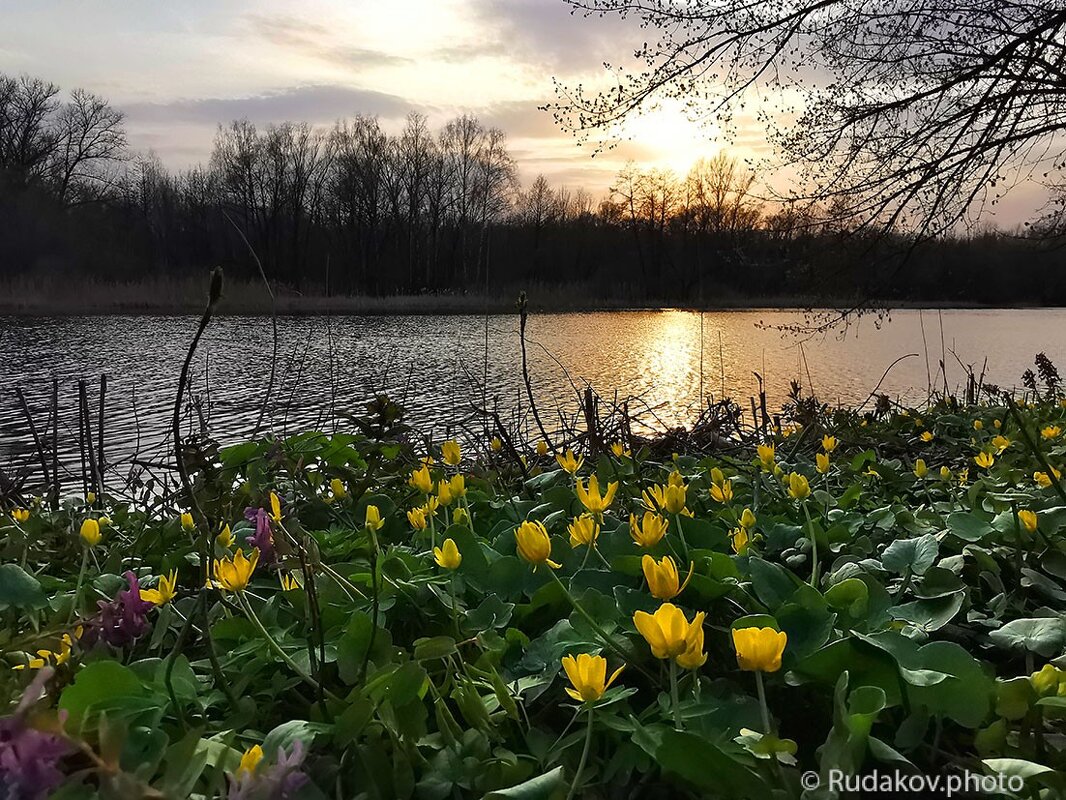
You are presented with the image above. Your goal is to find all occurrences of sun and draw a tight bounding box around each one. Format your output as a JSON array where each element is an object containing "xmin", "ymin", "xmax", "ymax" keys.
[{"xmin": 618, "ymin": 103, "xmax": 723, "ymax": 175}]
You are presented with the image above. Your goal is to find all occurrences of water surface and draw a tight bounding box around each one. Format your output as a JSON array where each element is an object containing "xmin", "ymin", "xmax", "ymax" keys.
[{"xmin": 1, "ymin": 309, "xmax": 1060, "ymax": 484}]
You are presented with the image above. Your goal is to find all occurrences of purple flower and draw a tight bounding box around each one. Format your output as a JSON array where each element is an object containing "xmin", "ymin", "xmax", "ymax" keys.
[
  {"xmin": 243, "ymin": 507, "xmax": 275, "ymax": 565},
  {"xmin": 83, "ymin": 572, "xmax": 154, "ymax": 648},
  {"xmin": 0, "ymin": 668, "xmax": 71, "ymax": 799},
  {"xmin": 228, "ymin": 741, "xmax": 309, "ymax": 800}
]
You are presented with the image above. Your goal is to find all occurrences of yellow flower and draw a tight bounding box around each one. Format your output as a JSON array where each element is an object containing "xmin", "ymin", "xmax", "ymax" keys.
[
  {"xmin": 238, "ymin": 744, "xmax": 263, "ymax": 776},
  {"xmin": 642, "ymin": 554, "xmax": 693, "ymax": 601},
  {"xmin": 98, "ymin": 515, "xmax": 111, "ymax": 527},
  {"xmin": 407, "ymin": 506, "xmax": 428, "ymax": 531},
  {"xmin": 38, "ymin": 634, "xmax": 75, "ymax": 668},
  {"xmin": 1019, "ymin": 509, "xmax": 1038, "ymax": 533},
  {"xmin": 442, "ymin": 440, "xmax": 461, "ymax": 466},
  {"xmin": 730, "ymin": 526, "xmax": 750, "ymax": 555},
  {"xmin": 629, "ymin": 512, "xmax": 669, "ymax": 547},
  {"xmin": 821, "ymin": 435, "xmax": 837, "ymax": 452},
  {"xmin": 974, "ymin": 451, "xmax": 995, "ymax": 469},
  {"xmin": 940, "ymin": 466, "xmax": 953, "ymax": 481},
  {"xmin": 217, "ymin": 524, "xmax": 235, "ymax": 548},
  {"xmin": 180, "ymin": 512, "xmax": 195, "ymax": 530},
  {"xmin": 437, "ymin": 480, "xmax": 455, "ymax": 506},
  {"xmin": 816, "ymin": 452, "xmax": 830, "ymax": 474},
  {"xmin": 85, "ymin": 491, "xmax": 96, "ymax": 505},
  {"xmin": 994, "ymin": 418, "xmax": 1002, "ymax": 428},
  {"xmin": 920, "ymin": 431, "xmax": 934, "ymax": 442},
  {"xmin": 141, "ymin": 570, "xmax": 178, "ymax": 606},
  {"xmin": 448, "ymin": 474, "xmax": 466, "ymax": 498},
  {"xmin": 610, "ymin": 442, "xmax": 629, "ymax": 458},
  {"xmin": 1031, "ymin": 664, "xmax": 1065, "ymax": 697},
  {"xmin": 973, "ymin": 419, "xmax": 983, "ymax": 431},
  {"xmin": 12, "ymin": 508, "xmax": 29, "ymax": 523},
  {"xmin": 676, "ymin": 617, "xmax": 707, "ymax": 670},
  {"xmin": 13, "ymin": 652, "xmax": 50, "ymax": 670},
  {"xmin": 1043, "ymin": 425, "xmax": 1062, "ymax": 440},
  {"xmin": 787, "ymin": 472, "xmax": 810, "ymax": 500},
  {"xmin": 365, "ymin": 504, "xmax": 384, "ymax": 531},
  {"xmin": 561, "ymin": 653, "xmax": 624, "ymax": 703},
  {"xmin": 556, "ymin": 449, "xmax": 584, "ymax": 474},
  {"xmin": 633, "ymin": 603, "xmax": 705, "ymax": 662},
  {"xmin": 669, "ymin": 470, "xmax": 686, "ymax": 488},
  {"xmin": 732, "ymin": 626, "xmax": 787, "ymax": 673},
  {"xmin": 991, "ymin": 435, "xmax": 1010, "ymax": 454},
  {"xmin": 424, "ymin": 496, "xmax": 440, "ymax": 516},
  {"xmin": 1035, "ymin": 466, "xmax": 1061, "ymax": 487},
  {"xmin": 330, "ymin": 478, "xmax": 348, "ymax": 499},
  {"xmin": 537, "ymin": 440, "xmax": 548, "ymax": 456},
  {"xmin": 913, "ymin": 459, "xmax": 928, "ymax": 479},
  {"xmin": 269, "ymin": 491, "xmax": 282, "ymax": 522},
  {"xmin": 515, "ymin": 520, "xmax": 560, "ymax": 570},
  {"xmin": 453, "ymin": 506, "xmax": 470, "ymax": 526},
  {"xmin": 757, "ymin": 443, "xmax": 775, "ymax": 469},
  {"xmin": 213, "ymin": 549, "xmax": 259, "ymax": 592},
  {"xmin": 568, "ymin": 514, "xmax": 600, "ymax": 548},
  {"xmin": 410, "ymin": 464, "xmax": 433, "ymax": 493},
  {"xmin": 642, "ymin": 483, "xmax": 687, "ymax": 515},
  {"xmin": 576, "ymin": 475, "xmax": 618, "ymax": 516},
  {"xmin": 739, "ymin": 508, "xmax": 756, "ymax": 529},
  {"xmin": 709, "ymin": 476, "xmax": 733, "ymax": 504},
  {"xmin": 491, "ymin": 437, "xmax": 503, "ymax": 452},
  {"xmin": 957, "ymin": 468, "xmax": 969, "ymax": 486},
  {"xmin": 433, "ymin": 538, "xmax": 462, "ymax": 569},
  {"xmin": 279, "ymin": 572, "xmax": 301, "ymax": 591},
  {"xmin": 79, "ymin": 518, "xmax": 101, "ymax": 547}
]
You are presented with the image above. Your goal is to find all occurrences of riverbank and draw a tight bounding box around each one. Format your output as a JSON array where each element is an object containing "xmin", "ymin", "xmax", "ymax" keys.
[
  {"xmin": 0, "ymin": 274, "xmax": 1023, "ymax": 316},
  {"xmin": 3, "ymin": 397, "xmax": 1066, "ymax": 797}
]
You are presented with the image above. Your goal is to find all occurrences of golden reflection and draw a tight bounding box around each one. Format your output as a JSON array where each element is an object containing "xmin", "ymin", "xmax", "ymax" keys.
[{"xmin": 641, "ymin": 311, "xmax": 701, "ymax": 411}]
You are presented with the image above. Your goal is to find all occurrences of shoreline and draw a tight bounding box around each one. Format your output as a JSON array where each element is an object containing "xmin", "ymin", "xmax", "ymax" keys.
[{"xmin": 0, "ymin": 277, "xmax": 1052, "ymax": 316}]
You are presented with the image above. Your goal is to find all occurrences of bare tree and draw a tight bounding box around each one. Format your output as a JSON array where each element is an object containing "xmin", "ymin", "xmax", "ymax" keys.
[
  {"xmin": 52, "ymin": 89, "xmax": 126, "ymax": 204},
  {"xmin": 551, "ymin": 1, "xmax": 1066, "ymax": 243},
  {"xmin": 0, "ymin": 75, "xmax": 60, "ymax": 186}
]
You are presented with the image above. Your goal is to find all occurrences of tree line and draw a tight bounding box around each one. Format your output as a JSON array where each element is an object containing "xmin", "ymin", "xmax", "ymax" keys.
[{"xmin": 3, "ymin": 71, "xmax": 1065, "ymax": 306}]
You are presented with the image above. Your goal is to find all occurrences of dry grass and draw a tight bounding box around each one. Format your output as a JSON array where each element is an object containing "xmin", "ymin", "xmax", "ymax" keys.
[{"xmin": 0, "ymin": 273, "xmax": 829, "ymax": 315}]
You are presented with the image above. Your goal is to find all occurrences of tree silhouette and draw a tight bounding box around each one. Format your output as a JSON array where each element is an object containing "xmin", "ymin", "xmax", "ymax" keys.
[{"xmin": 550, "ymin": 1, "xmax": 1066, "ymax": 241}]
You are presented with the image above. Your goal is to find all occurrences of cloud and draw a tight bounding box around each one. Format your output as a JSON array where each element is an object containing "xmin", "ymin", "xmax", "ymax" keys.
[
  {"xmin": 245, "ymin": 13, "xmax": 414, "ymax": 69},
  {"xmin": 467, "ymin": 0, "xmax": 643, "ymax": 74},
  {"xmin": 122, "ymin": 84, "xmax": 423, "ymax": 127}
]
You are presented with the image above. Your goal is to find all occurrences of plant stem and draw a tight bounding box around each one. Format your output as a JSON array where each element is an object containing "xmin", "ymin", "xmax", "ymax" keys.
[
  {"xmin": 673, "ymin": 514, "xmax": 690, "ymax": 560},
  {"xmin": 448, "ymin": 573, "xmax": 461, "ymax": 638},
  {"xmin": 755, "ymin": 670, "xmax": 772, "ymax": 734},
  {"xmin": 238, "ymin": 592, "xmax": 340, "ymax": 701},
  {"xmin": 801, "ymin": 501, "xmax": 819, "ymax": 588},
  {"xmin": 548, "ymin": 570, "xmax": 654, "ymax": 681},
  {"xmin": 565, "ymin": 708, "xmax": 595, "ymax": 800},
  {"xmin": 670, "ymin": 660, "xmax": 682, "ymax": 730},
  {"xmin": 68, "ymin": 548, "xmax": 89, "ymax": 623}
]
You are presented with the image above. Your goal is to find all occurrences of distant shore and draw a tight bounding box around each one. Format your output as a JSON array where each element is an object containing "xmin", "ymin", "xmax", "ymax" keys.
[{"xmin": 0, "ymin": 274, "xmax": 1031, "ymax": 316}]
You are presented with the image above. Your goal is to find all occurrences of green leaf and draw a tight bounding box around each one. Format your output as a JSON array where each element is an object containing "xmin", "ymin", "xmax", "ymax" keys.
[
  {"xmin": 59, "ymin": 661, "xmax": 147, "ymax": 730},
  {"xmin": 881, "ymin": 534, "xmax": 938, "ymax": 576},
  {"xmin": 946, "ymin": 511, "xmax": 994, "ymax": 542},
  {"xmin": 654, "ymin": 729, "xmax": 770, "ymax": 798},
  {"xmin": 262, "ymin": 720, "xmax": 331, "ymax": 760},
  {"xmin": 989, "ymin": 617, "xmax": 1066, "ymax": 657},
  {"xmin": 748, "ymin": 557, "xmax": 801, "ymax": 610},
  {"xmin": 483, "ymin": 766, "xmax": 565, "ymax": 799},
  {"xmin": 414, "ymin": 636, "xmax": 458, "ymax": 661},
  {"xmin": 0, "ymin": 564, "xmax": 48, "ymax": 611}
]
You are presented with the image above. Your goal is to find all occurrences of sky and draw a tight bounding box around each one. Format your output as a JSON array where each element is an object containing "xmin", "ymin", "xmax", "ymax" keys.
[{"xmin": 0, "ymin": 0, "xmax": 1046, "ymax": 223}]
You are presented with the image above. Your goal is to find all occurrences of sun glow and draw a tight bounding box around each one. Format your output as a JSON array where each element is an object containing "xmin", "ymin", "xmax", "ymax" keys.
[{"xmin": 617, "ymin": 104, "xmax": 725, "ymax": 176}]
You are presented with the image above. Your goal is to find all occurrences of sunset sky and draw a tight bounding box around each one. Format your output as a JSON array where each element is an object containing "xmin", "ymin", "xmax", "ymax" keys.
[{"xmin": 0, "ymin": 0, "xmax": 1044, "ymax": 222}]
